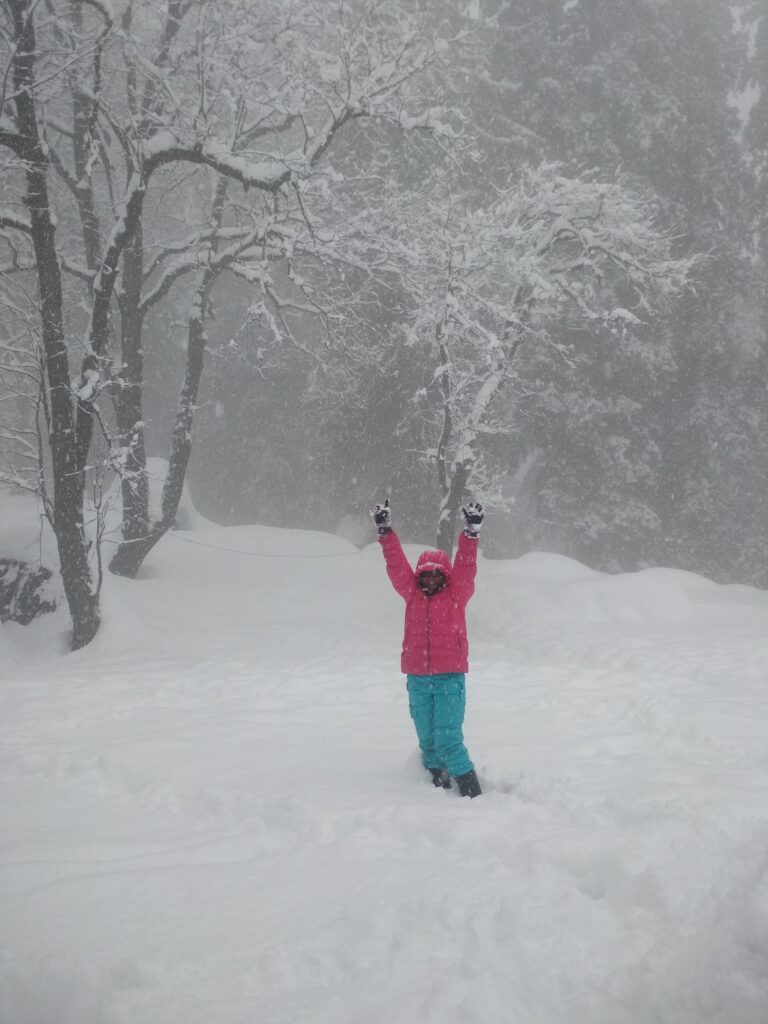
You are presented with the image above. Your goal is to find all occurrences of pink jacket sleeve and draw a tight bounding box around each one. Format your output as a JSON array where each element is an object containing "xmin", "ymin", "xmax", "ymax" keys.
[
  {"xmin": 451, "ymin": 531, "xmax": 478, "ymax": 607},
  {"xmin": 378, "ymin": 530, "xmax": 416, "ymax": 601}
]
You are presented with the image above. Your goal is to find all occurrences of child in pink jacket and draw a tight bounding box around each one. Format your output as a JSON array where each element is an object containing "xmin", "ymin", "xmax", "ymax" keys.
[{"xmin": 372, "ymin": 498, "xmax": 484, "ymax": 797}]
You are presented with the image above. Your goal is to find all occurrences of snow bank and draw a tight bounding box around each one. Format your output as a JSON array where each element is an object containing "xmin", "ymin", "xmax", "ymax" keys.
[
  {"xmin": 0, "ymin": 491, "xmax": 58, "ymax": 566},
  {"xmin": 480, "ymin": 556, "xmax": 695, "ymax": 626},
  {"xmin": 0, "ymin": 491, "xmax": 63, "ymax": 660},
  {"xmin": 477, "ymin": 551, "xmax": 768, "ymax": 631},
  {"xmin": 3, "ymin": 512, "xmax": 768, "ymax": 1023},
  {"xmin": 0, "ymin": 618, "xmax": 16, "ymax": 664}
]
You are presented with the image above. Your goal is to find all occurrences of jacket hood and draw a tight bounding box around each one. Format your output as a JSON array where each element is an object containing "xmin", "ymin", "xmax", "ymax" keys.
[{"xmin": 415, "ymin": 549, "xmax": 452, "ymax": 579}]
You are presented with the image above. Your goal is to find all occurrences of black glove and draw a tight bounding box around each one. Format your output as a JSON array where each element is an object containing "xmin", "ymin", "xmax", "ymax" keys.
[
  {"xmin": 461, "ymin": 502, "xmax": 484, "ymax": 537},
  {"xmin": 370, "ymin": 498, "xmax": 392, "ymax": 534}
]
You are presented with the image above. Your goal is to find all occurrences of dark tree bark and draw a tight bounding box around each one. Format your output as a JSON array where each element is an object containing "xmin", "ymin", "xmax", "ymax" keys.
[
  {"xmin": 112, "ymin": 222, "xmax": 150, "ymax": 549},
  {"xmin": 5, "ymin": 0, "xmax": 100, "ymax": 649},
  {"xmin": 109, "ymin": 179, "xmax": 229, "ymax": 577},
  {"xmin": 436, "ymin": 457, "xmax": 471, "ymax": 557},
  {"xmin": 108, "ymin": 270, "xmax": 214, "ymax": 576}
]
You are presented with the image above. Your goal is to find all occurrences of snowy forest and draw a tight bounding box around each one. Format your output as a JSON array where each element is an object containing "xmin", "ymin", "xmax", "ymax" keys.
[
  {"xmin": 4, "ymin": 5, "xmax": 768, "ymax": 1023},
  {"xmin": 1, "ymin": 0, "xmax": 766, "ymax": 648}
]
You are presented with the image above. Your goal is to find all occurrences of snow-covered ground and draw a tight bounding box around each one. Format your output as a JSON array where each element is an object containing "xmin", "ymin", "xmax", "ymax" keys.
[{"xmin": 3, "ymin": 495, "xmax": 768, "ymax": 1024}]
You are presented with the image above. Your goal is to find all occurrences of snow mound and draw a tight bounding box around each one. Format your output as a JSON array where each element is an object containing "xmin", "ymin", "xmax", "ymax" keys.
[
  {"xmin": 4, "ymin": 517, "xmax": 768, "ymax": 1023},
  {"xmin": 501, "ymin": 550, "xmax": 601, "ymax": 580},
  {"xmin": 181, "ymin": 521, "xmax": 358, "ymax": 558},
  {"xmin": 0, "ymin": 491, "xmax": 58, "ymax": 566},
  {"xmin": 479, "ymin": 552, "xmax": 767, "ymax": 628},
  {"xmin": 0, "ymin": 619, "xmax": 16, "ymax": 663}
]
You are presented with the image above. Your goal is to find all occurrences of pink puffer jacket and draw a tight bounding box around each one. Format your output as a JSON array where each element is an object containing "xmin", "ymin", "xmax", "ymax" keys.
[{"xmin": 379, "ymin": 530, "xmax": 478, "ymax": 675}]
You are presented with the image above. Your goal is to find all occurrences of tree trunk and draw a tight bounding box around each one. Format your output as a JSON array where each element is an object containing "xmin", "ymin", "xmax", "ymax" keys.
[
  {"xmin": 9, "ymin": 0, "xmax": 100, "ymax": 649},
  {"xmin": 436, "ymin": 457, "xmax": 472, "ymax": 557},
  {"xmin": 162, "ymin": 307, "xmax": 207, "ymax": 526},
  {"xmin": 109, "ymin": 276, "xmax": 213, "ymax": 576},
  {"xmin": 69, "ymin": 16, "xmax": 102, "ymax": 273},
  {"xmin": 110, "ymin": 224, "xmax": 150, "ymax": 567},
  {"xmin": 107, "ymin": 526, "xmax": 162, "ymax": 578},
  {"xmin": 110, "ymin": 179, "xmax": 228, "ymax": 578}
]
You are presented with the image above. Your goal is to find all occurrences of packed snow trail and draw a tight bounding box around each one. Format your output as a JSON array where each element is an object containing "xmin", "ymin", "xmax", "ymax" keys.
[{"xmin": 2, "ymin": 520, "xmax": 768, "ymax": 1023}]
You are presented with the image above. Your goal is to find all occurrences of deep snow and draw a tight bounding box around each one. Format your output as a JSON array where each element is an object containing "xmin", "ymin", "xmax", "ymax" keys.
[{"xmin": 2, "ymin": 494, "xmax": 768, "ymax": 1024}]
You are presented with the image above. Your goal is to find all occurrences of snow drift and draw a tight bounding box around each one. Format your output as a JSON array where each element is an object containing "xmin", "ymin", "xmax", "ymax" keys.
[{"xmin": 2, "ymin": 491, "xmax": 768, "ymax": 1023}]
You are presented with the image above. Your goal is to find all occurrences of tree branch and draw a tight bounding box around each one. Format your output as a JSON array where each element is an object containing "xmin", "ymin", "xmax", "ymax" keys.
[
  {"xmin": 138, "ymin": 255, "xmax": 200, "ymax": 317},
  {"xmin": 0, "ymin": 210, "xmax": 32, "ymax": 233}
]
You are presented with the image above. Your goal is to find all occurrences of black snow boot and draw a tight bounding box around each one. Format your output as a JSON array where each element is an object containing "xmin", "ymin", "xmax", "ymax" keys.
[
  {"xmin": 428, "ymin": 768, "xmax": 452, "ymax": 789},
  {"xmin": 455, "ymin": 769, "xmax": 482, "ymax": 798}
]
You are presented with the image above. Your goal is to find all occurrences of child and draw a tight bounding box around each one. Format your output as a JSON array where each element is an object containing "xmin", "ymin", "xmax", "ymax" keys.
[{"xmin": 371, "ymin": 498, "xmax": 484, "ymax": 798}]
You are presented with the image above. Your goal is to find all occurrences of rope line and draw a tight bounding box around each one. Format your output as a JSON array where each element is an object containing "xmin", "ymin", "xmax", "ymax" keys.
[{"xmin": 165, "ymin": 530, "xmax": 365, "ymax": 559}]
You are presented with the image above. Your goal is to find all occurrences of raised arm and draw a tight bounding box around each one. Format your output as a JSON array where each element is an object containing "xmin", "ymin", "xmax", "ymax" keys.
[
  {"xmin": 371, "ymin": 499, "xmax": 416, "ymax": 601},
  {"xmin": 379, "ymin": 530, "xmax": 417, "ymax": 600},
  {"xmin": 452, "ymin": 502, "xmax": 484, "ymax": 607},
  {"xmin": 452, "ymin": 532, "xmax": 478, "ymax": 606}
]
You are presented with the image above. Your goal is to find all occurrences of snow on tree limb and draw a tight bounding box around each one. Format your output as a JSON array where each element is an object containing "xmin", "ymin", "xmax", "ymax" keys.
[
  {"xmin": 0, "ymin": 210, "xmax": 32, "ymax": 235},
  {"xmin": 327, "ymin": 160, "xmax": 697, "ymax": 549},
  {"xmin": 143, "ymin": 136, "xmax": 295, "ymax": 190},
  {"xmin": 1, "ymin": 0, "xmax": 468, "ymax": 591},
  {"xmin": 60, "ymin": 256, "xmax": 96, "ymax": 284}
]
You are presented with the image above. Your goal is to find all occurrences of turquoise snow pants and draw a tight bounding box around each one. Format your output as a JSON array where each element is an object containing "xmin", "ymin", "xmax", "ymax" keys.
[{"xmin": 406, "ymin": 673, "xmax": 473, "ymax": 778}]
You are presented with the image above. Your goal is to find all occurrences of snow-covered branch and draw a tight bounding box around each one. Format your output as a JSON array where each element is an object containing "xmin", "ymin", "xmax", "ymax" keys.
[
  {"xmin": 140, "ymin": 134, "xmax": 292, "ymax": 189},
  {"xmin": 334, "ymin": 161, "xmax": 696, "ymax": 550},
  {"xmin": 138, "ymin": 255, "xmax": 202, "ymax": 317},
  {"xmin": 0, "ymin": 210, "xmax": 32, "ymax": 235},
  {"xmin": 60, "ymin": 255, "xmax": 97, "ymax": 285}
]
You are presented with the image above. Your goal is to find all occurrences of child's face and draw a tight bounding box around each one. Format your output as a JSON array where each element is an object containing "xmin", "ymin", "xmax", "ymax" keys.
[{"xmin": 418, "ymin": 570, "xmax": 445, "ymax": 595}]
